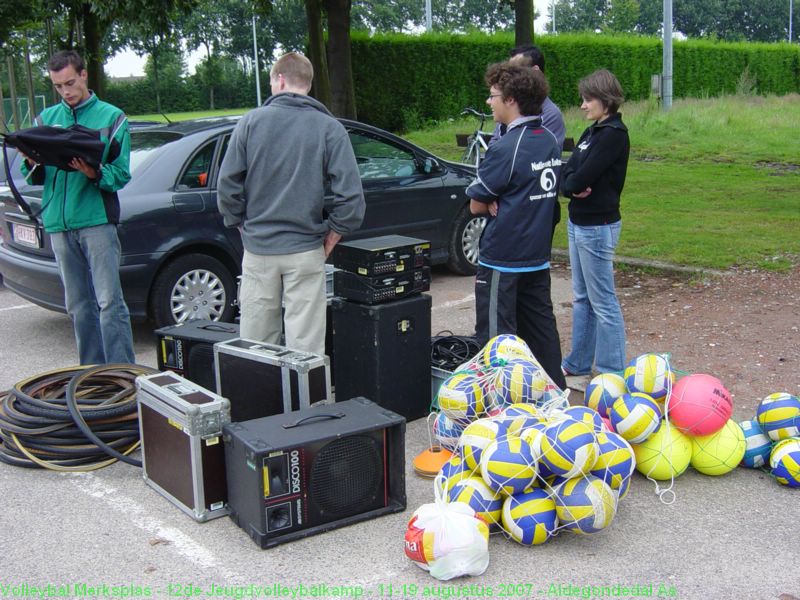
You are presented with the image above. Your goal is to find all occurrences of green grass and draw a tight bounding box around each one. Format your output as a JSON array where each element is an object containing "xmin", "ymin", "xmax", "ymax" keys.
[
  {"xmin": 130, "ymin": 108, "xmax": 248, "ymax": 122},
  {"xmin": 405, "ymin": 94, "xmax": 800, "ymax": 271}
]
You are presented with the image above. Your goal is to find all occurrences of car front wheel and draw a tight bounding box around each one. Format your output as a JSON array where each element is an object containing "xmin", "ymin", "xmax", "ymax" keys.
[
  {"xmin": 446, "ymin": 205, "xmax": 485, "ymax": 275},
  {"xmin": 150, "ymin": 253, "xmax": 237, "ymax": 328}
]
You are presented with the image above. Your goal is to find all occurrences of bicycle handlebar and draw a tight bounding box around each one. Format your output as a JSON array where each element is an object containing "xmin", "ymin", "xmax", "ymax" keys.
[{"xmin": 461, "ymin": 108, "xmax": 492, "ymax": 120}]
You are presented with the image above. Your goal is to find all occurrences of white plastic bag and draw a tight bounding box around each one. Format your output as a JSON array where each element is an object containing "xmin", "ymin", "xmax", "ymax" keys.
[{"xmin": 404, "ymin": 475, "xmax": 490, "ymax": 580}]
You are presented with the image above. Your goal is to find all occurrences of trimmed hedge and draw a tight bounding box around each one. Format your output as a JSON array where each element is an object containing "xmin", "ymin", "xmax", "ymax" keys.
[{"xmin": 352, "ymin": 32, "xmax": 800, "ymax": 131}]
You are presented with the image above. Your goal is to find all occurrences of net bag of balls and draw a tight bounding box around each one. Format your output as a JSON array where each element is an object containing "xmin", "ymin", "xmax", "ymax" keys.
[{"xmin": 404, "ymin": 475, "xmax": 491, "ymax": 580}]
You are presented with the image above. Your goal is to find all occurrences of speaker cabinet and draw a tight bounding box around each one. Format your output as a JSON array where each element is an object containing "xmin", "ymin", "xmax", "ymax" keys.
[
  {"xmin": 331, "ymin": 294, "xmax": 432, "ymax": 421},
  {"xmin": 155, "ymin": 320, "xmax": 240, "ymax": 391},
  {"xmin": 223, "ymin": 397, "xmax": 405, "ymax": 548}
]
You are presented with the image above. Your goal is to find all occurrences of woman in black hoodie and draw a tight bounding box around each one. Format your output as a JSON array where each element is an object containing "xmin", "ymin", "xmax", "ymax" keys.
[{"xmin": 560, "ymin": 69, "xmax": 630, "ymax": 376}]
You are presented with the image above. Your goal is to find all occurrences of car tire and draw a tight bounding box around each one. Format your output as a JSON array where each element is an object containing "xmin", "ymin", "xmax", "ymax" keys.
[
  {"xmin": 150, "ymin": 253, "xmax": 237, "ymax": 328},
  {"xmin": 446, "ymin": 205, "xmax": 485, "ymax": 275}
]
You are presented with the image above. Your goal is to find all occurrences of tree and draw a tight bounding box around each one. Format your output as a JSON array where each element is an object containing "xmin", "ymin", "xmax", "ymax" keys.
[
  {"xmin": 304, "ymin": 0, "xmax": 331, "ymax": 107},
  {"xmin": 552, "ymin": 0, "xmax": 606, "ymax": 33},
  {"xmin": 636, "ymin": 0, "xmax": 662, "ymax": 34},
  {"xmin": 324, "ymin": 0, "xmax": 356, "ymax": 118},
  {"xmin": 513, "ymin": 0, "xmax": 535, "ymax": 45},
  {"xmin": 605, "ymin": 0, "xmax": 640, "ymax": 33}
]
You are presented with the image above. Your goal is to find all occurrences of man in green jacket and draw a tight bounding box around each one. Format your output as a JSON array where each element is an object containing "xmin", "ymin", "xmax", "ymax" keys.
[{"xmin": 22, "ymin": 50, "xmax": 134, "ymax": 365}]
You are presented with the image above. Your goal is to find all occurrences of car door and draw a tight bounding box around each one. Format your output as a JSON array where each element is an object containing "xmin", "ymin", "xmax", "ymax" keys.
[{"xmin": 336, "ymin": 128, "xmax": 452, "ymax": 250}]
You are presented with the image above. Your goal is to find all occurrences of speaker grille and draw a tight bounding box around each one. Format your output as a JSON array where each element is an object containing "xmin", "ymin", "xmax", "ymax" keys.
[
  {"xmin": 187, "ymin": 344, "xmax": 216, "ymax": 391},
  {"xmin": 308, "ymin": 435, "xmax": 383, "ymax": 518}
]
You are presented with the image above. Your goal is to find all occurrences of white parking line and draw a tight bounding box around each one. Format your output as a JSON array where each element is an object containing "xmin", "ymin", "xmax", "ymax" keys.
[
  {"xmin": 432, "ymin": 294, "xmax": 474, "ymax": 311},
  {"xmin": 0, "ymin": 303, "xmax": 35, "ymax": 312}
]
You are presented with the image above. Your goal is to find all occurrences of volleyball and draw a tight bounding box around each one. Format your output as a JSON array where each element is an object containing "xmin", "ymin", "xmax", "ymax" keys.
[
  {"xmin": 493, "ymin": 359, "xmax": 549, "ymax": 406},
  {"xmin": 437, "ymin": 372, "xmax": 486, "ymax": 423},
  {"xmin": 554, "ymin": 476, "xmax": 617, "ymax": 534},
  {"xmin": 690, "ymin": 419, "xmax": 746, "ymax": 476},
  {"xmin": 480, "ymin": 437, "xmax": 538, "ymax": 495},
  {"xmin": 589, "ymin": 431, "xmax": 636, "ymax": 497},
  {"xmin": 666, "ymin": 373, "xmax": 733, "ymax": 436},
  {"xmin": 624, "ymin": 353, "xmax": 675, "ymax": 402},
  {"xmin": 539, "ymin": 419, "xmax": 598, "ymax": 479},
  {"xmin": 632, "ymin": 421, "xmax": 692, "ymax": 480},
  {"xmin": 501, "ymin": 488, "xmax": 558, "ymax": 545},
  {"xmin": 739, "ymin": 419, "xmax": 773, "ymax": 468},
  {"xmin": 458, "ymin": 418, "xmax": 505, "ymax": 470},
  {"xmin": 564, "ymin": 406, "xmax": 605, "ymax": 433},
  {"xmin": 769, "ymin": 437, "xmax": 800, "ymax": 488},
  {"xmin": 482, "ymin": 334, "xmax": 534, "ymax": 368},
  {"xmin": 585, "ymin": 373, "xmax": 628, "ymax": 417},
  {"xmin": 438, "ymin": 454, "xmax": 472, "ymax": 491},
  {"xmin": 432, "ymin": 412, "xmax": 465, "ymax": 451},
  {"xmin": 447, "ymin": 476, "xmax": 504, "ymax": 526},
  {"xmin": 609, "ymin": 393, "xmax": 662, "ymax": 444},
  {"xmin": 498, "ymin": 403, "xmax": 546, "ymax": 436},
  {"xmin": 756, "ymin": 393, "xmax": 800, "ymax": 441}
]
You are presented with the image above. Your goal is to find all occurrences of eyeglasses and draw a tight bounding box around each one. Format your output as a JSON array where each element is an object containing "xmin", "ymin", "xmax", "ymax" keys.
[{"xmin": 487, "ymin": 94, "xmax": 502, "ymax": 101}]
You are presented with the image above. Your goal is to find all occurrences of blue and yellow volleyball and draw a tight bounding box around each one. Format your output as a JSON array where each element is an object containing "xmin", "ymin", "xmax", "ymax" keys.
[
  {"xmin": 564, "ymin": 406, "xmax": 605, "ymax": 433},
  {"xmin": 501, "ymin": 488, "xmax": 558, "ymax": 545},
  {"xmin": 756, "ymin": 393, "xmax": 800, "ymax": 441},
  {"xmin": 589, "ymin": 431, "xmax": 636, "ymax": 498},
  {"xmin": 540, "ymin": 419, "xmax": 598, "ymax": 479},
  {"xmin": 739, "ymin": 419, "xmax": 773, "ymax": 468},
  {"xmin": 438, "ymin": 454, "xmax": 472, "ymax": 491},
  {"xmin": 457, "ymin": 418, "xmax": 505, "ymax": 470},
  {"xmin": 610, "ymin": 393, "xmax": 662, "ymax": 444},
  {"xmin": 493, "ymin": 359, "xmax": 549, "ymax": 406},
  {"xmin": 480, "ymin": 436, "xmax": 538, "ymax": 495},
  {"xmin": 432, "ymin": 412, "xmax": 465, "ymax": 451},
  {"xmin": 481, "ymin": 334, "xmax": 534, "ymax": 368},
  {"xmin": 554, "ymin": 476, "xmax": 618, "ymax": 534},
  {"xmin": 447, "ymin": 476, "xmax": 504, "ymax": 526},
  {"xmin": 769, "ymin": 437, "xmax": 800, "ymax": 488},
  {"xmin": 437, "ymin": 372, "xmax": 485, "ymax": 423},
  {"xmin": 584, "ymin": 373, "xmax": 628, "ymax": 417},
  {"xmin": 498, "ymin": 403, "xmax": 547, "ymax": 436},
  {"xmin": 624, "ymin": 353, "xmax": 675, "ymax": 403}
]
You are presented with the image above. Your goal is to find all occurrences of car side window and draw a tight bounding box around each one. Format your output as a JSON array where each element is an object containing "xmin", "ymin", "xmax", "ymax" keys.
[
  {"xmin": 178, "ymin": 141, "xmax": 217, "ymax": 190},
  {"xmin": 348, "ymin": 131, "xmax": 418, "ymax": 180}
]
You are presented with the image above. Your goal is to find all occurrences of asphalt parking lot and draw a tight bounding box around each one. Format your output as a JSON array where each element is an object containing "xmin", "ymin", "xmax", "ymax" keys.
[{"xmin": 0, "ymin": 269, "xmax": 798, "ymax": 600}]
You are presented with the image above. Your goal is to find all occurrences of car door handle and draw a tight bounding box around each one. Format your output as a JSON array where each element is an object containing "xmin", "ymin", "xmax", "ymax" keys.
[{"xmin": 171, "ymin": 193, "xmax": 205, "ymax": 213}]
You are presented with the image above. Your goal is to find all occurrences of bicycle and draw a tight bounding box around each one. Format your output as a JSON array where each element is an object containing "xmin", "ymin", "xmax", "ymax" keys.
[{"xmin": 459, "ymin": 108, "xmax": 493, "ymax": 168}]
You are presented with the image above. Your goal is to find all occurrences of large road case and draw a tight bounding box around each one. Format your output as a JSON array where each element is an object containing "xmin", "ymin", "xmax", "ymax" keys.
[
  {"xmin": 136, "ymin": 371, "xmax": 230, "ymax": 522},
  {"xmin": 214, "ymin": 339, "xmax": 332, "ymax": 423}
]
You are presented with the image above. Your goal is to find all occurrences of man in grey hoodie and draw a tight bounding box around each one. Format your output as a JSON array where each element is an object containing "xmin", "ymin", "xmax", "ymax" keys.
[{"xmin": 218, "ymin": 52, "xmax": 365, "ymax": 355}]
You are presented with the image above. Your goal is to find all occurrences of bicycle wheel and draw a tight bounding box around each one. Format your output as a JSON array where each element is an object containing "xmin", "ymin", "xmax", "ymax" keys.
[{"xmin": 461, "ymin": 135, "xmax": 478, "ymax": 165}]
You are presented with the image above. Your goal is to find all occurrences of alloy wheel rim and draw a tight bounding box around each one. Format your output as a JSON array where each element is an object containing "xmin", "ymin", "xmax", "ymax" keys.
[
  {"xmin": 462, "ymin": 216, "xmax": 485, "ymax": 266},
  {"xmin": 170, "ymin": 268, "xmax": 227, "ymax": 323}
]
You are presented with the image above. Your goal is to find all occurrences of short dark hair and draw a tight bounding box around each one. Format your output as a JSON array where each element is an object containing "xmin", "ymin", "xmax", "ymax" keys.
[
  {"xmin": 579, "ymin": 69, "xmax": 625, "ymax": 114},
  {"xmin": 510, "ymin": 44, "xmax": 545, "ymax": 72},
  {"xmin": 485, "ymin": 62, "xmax": 549, "ymax": 117},
  {"xmin": 47, "ymin": 50, "xmax": 85, "ymax": 73}
]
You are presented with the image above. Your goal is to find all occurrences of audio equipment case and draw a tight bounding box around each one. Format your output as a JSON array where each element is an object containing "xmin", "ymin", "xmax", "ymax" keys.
[
  {"xmin": 214, "ymin": 339, "xmax": 331, "ymax": 423},
  {"xmin": 154, "ymin": 320, "xmax": 240, "ymax": 391},
  {"xmin": 331, "ymin": 294, "xmax": 432, "ymax": 421},
  {"xmin": 223, "ymin": 397, "xmax": 406, "ymax": 548},
  {"xmin": 136, "ymin": 371, "xmax": 230, "ymax": 522},
  {"xmin": 333, "ymin": 266, "xmax": 431, "ymax": 305},
  {"xmin": 331, "ymin": 235, "xmax": 430, "ymax": 276}
]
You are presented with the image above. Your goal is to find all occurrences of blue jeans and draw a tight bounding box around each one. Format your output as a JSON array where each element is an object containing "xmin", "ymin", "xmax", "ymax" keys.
[
  {"xmin": 562, "ymin": 219, "xmax": 626, "ymax": 374},
  {"xmin": 51, "ymin": 224, "xmax": 135, "ymax": 365}
]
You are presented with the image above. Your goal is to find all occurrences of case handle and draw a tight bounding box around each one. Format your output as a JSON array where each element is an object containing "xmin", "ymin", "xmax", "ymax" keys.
[{"xmin": 282, "ymin": 412, "xmax": 346, "ymax": 429}]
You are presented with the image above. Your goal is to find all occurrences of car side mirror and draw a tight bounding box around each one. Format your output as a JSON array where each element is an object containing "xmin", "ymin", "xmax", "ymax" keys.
[{"xmin": 419, "ymin": 157, "xmax": 441, "ymax": 175}]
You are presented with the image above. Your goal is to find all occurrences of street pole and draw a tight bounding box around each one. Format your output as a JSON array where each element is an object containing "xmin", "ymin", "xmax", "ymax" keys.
[
  {"xmin": 790, "ymin": 0, "xmax": 794, "ymax": 43},
  {"xmin": 252, "ymin": 14, "xmax": 262, "ymax": 106},
  {"xmin": 662, "ymin": 0, "xmax": 673, "ymax": 111},
  {"xmin": 552, "ymin": 0, "xmax": 557, "ymax": 33},
  {"xmin": 426, "ymin": 0, "xmax": 432, "ymax": 31}
]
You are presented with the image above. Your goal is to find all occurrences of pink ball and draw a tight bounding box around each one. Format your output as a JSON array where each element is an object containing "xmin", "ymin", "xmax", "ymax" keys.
[
  {"xmin": 666, "ymin": 374, "xmax": 732, "ymax": 435},
  {"xmin": 601, "ymin": 416, "xmax": 615, "ymax": 432}
]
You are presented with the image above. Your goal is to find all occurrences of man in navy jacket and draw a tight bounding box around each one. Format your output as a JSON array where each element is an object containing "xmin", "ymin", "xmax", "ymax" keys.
[{"xmin": 467, "ymin": 63, "xmax": 567, "ymax": 390}]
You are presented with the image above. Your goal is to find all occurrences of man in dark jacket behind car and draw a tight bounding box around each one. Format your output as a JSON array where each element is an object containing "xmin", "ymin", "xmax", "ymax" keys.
[{"xmin": 217, "ymin": 52, "xmax": 365, "ymax": 356}]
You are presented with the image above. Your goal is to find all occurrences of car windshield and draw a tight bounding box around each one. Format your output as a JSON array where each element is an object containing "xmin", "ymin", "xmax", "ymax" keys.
[{"xmin": 129, "ymin": 131, "xmax": 183, "ymax": 173}]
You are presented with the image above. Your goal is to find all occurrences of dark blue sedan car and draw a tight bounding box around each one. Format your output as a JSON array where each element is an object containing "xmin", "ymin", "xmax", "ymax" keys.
[{"xmin": 0, "ymin": 117, "xmax": 484, "ymax": 327}]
